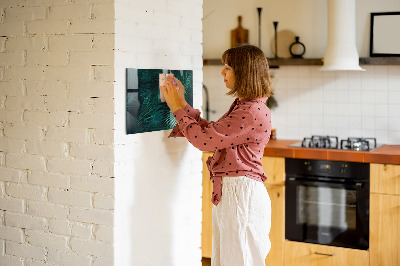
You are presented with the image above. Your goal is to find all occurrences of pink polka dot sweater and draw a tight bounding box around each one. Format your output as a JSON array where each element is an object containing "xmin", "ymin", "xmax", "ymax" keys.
[{"xmin": 169, "ymin": 97, "xmax": 272, "ymax": 206}]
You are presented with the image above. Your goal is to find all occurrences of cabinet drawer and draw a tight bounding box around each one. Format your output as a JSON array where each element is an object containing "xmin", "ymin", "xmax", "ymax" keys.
[{"xmin": 284, "ymin": 241, "xmax": 369, "ymax": 266}]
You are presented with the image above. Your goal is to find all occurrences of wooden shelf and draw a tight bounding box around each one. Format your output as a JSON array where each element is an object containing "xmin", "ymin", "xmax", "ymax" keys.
[
  {"xmin": 203, "ymin": 58, "xmax": 323, "ymax": 67},
  {"xmin": 203, "ymin": 57, "xmax": 400, "ymax": 67},
  {"xmin": 359, "ymin": 57, "xmax": 400, "ymax": 65}
]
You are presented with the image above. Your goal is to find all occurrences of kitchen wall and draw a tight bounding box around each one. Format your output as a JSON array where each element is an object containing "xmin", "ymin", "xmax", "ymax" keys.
[
  {"xmin": 113, "ymin": 0, "xmax": 203, "ymax": 265},
  {"xmin": 203, "ymin": 0, "xmax": 400, "ymax": 144},
  {"xmin": 0, "ymin": 0, "xmax": 115, "ymax": 265}
]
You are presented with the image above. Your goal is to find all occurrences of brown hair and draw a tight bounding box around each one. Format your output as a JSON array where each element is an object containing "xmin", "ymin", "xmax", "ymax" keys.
[{"xmin": 221, "ymin": 44, "xmax": 273, "ymax": 99}]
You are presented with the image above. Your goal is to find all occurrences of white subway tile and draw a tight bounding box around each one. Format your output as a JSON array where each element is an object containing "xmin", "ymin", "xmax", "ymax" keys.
[
  {"xmin": 389, "ymin": 117, "xmax": 400, "ymax": 131},
  {"xmin": 374, "ymin": 77, "xmax": 388, "ymax": 92},
  {"xmin": 388, "ymin": 91, "xmax": 400, "ymax": 104},
  {"xmin": 388, "ymin": 104, "xmax": 400, "ymax": 117},
  {"xmin": 388, "ymin": 131, "xmax": 400, "ymax": 144},
  {"xmin": 388, "ymin": 76, "xmax": 400, "ymax": 91},
  {"xmin": 374, "ymin": 90, "xmax": 388, "ymax": 104},
  {"xmin": 285, "ymin": 66, "xmax": 298, "ymax": 77},
  {"xmin": 375, "ymin": 104, "xmax": 389, "ymax": 117},
  {"xmin": 362, "ymin": 116, "xmax": 375, "ymax": 130},
  {"xmin": 361, "ymin": 90, "xmax": 374, "ymax": 104},
  {"xmin": 374, "ymin": 130, "xmax": 389, "ymax": 144}
]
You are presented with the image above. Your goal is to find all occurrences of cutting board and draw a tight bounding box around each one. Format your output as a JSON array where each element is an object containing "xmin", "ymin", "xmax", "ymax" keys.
[{"xmin": 231, "ymin": 16, "xmax": 249, "ymax": 48}]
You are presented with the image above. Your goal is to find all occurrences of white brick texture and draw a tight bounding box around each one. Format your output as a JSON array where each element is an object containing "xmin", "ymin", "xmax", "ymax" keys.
[
  {"xmin": 0, "ymin": 0, "xmax": 116, "ymax": 254},
  {"xmin": 0, "ymin": 0, "xmax": 204, "ymax": 265}
]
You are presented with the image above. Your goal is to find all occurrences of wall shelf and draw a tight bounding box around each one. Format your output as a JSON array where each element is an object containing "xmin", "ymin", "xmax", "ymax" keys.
[
  {"xmin": 359, "ymin": 57, "xmax": 400, "ymax": 65},
  {"xmin": 203, "ymin": 57, "xmax": 400, "ymax": 67}
]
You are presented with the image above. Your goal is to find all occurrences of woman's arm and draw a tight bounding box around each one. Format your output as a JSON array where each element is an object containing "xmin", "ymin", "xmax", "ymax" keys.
[
  {"xmin": 173, "ymin": 106, "xmax": 257, "ymax": 152},
  {"xmin": 162, "ymin": 77, "xmax": 211, "ymax": 137}
]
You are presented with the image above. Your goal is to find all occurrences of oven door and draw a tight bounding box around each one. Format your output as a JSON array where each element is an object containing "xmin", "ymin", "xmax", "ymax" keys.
[{"xmin": 285, "ymin": 177, "xmax": 369, "ymax": 250}]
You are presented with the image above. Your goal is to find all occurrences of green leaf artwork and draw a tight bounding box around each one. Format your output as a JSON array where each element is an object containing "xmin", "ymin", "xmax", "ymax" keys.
[{"xmin": 126, "ymin": 68, "xmax": 193, "ymax": 134}]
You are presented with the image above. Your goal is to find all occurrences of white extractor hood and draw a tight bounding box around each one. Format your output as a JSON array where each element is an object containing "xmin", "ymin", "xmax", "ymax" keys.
[{"xmin": 320, "ymin": 0, "xmax": 365, "ymax": 71}]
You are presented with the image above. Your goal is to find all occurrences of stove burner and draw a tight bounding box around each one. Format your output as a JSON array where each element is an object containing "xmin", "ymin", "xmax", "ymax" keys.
[
  {"xmin": 340, "ymin": 137, "xmax": 377, "ymax": 151},
  {"xmin": 301, "ymin": 135, "xmax": 339, "ymax": 149},
  {"xmin": 294, "ymin": 136, "xmax": 378, "ymax": 151}
]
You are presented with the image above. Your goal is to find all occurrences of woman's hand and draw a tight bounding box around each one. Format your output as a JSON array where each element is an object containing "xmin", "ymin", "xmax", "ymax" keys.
[
  {"xmin": 168, "ymin": 76, "xmax": 187, "ymax": 108},
  {"xmin": 160, "ymin": 77, "xmax": 186, "ymax": 113}
]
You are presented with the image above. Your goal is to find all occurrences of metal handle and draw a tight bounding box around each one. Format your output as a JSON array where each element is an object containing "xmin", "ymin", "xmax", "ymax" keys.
[{"xmin": 314, "ymin": 252, "xmax": 335, "ymax": 257}]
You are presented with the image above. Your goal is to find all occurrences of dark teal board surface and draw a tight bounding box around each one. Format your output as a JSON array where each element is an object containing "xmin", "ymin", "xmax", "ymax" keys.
[{"xmin": 126, "ymin": 68, "xmax": 193, "ymax": 134}]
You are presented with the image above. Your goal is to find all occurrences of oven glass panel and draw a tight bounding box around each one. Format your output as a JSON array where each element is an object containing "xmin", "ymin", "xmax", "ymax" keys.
[{"xmin": 297, "ymin": 186, "xmax": 357, "ymax": 230}]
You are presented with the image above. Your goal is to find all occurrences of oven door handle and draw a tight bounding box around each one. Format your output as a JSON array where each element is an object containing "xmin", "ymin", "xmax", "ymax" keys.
[{"xmin": 287, "ymin": 177, "xmax": 364, "ymax": 189}]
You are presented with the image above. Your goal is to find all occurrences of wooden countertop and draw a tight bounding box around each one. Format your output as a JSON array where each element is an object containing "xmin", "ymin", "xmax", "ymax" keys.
[{"xmin": 263, "ymin": 139, "xmax": 400, "ymax": 165}]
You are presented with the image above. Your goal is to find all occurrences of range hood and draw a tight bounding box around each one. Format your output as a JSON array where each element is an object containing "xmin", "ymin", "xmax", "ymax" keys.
[{"xmin": 320, "ymin": 0, "xmax": 365, "ymax": 71}]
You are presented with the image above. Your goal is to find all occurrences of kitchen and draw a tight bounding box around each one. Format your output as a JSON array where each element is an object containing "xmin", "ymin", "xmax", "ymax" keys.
[{"xmin": 202, "ymin": 0, "xmax": 400, "ymax": 265}]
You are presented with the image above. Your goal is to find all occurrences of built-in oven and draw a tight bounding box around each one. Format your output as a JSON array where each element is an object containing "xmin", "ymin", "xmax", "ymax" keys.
[{"xmin": 285, "ymin": 158, "xmax": 369, "ymax": 250}]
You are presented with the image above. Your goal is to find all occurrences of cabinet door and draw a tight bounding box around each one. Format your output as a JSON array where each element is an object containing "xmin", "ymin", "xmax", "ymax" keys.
[
  {"xmin": 264, "ymin": 184, "xmax": 284, "ymax": 266},
  {"xmin": 370, "ymin": 193, "xmax": 400, "ymax": 266},
  {"xmin": 284, "ymin": 241, "xmax": 369, "ymax": 266},
  {"xmin": 202, "ymin": 152, "xmax": 213, "ymax": 258},
  {"xmin": 370, "ymin": 163, "xmax": 400, "ymax": 195},
  {"xmin": 261, "ymin": 156, "xmax": 285, "ymax": 185}
]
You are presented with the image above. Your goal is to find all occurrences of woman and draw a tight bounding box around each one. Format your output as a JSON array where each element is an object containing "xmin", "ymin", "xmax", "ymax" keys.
[{"xmin": 161, "ymin": 44, "xmax": 273, "ymax": 266}]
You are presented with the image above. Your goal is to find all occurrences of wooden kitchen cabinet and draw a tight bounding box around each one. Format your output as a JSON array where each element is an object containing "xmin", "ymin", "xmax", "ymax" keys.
[
  {"xmin": 370, "ymin": 163, "xmax": 400, "ymax": 195},
  {"xmin": 202, "ymin": 152, "xmax": 213, "ymax": 258},
  {"xmin": 264, "ymin": 184, "xmax": 285, "ymax": 266},
  {"xmin": 201, "ymin": 154, "xmax": 286, "ymax": 266},
  {"xmin": 370, "ymin": 163, "xmax": 400, "ymax": 266},
  {"xmin": 261, "ymin": 156, "xmax": 285, "ymax": 266},
  {"xmin": 284, "ymin": 241, "xmax": 369, "ymax": 266}
]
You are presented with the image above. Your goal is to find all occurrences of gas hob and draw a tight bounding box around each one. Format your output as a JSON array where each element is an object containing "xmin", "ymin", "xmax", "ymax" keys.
[{"xmin": 289, "ymin": 135, "xmax": 382, "ymax": 151}]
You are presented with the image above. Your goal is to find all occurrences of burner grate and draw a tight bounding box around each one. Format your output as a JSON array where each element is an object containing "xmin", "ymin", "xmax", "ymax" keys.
[
  {"xmin": 340, "ymin": 137, "xmax": 377, "ymax": 151},
  {"xmin": 301, "ymin": 135, "xmax": 339, "ymax": 149}
]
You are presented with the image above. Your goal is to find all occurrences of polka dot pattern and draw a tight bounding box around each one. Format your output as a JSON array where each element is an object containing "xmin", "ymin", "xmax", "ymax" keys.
[{"xmin": 168, "ymin": 97, "xmax": 272, "ymax": 206}]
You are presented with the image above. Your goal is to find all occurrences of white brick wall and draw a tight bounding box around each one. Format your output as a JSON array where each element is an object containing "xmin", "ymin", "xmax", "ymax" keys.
[
  {"xmin": 114, "ymin": 0, "xmax": 203, "ymax": 265},
  {"xmin": 1, "ymin": 0, "xmax": 204, "ymax": 265},
  {"xmin": 0, "ymin": 0, "xmax": 115, "ymax": 265}
]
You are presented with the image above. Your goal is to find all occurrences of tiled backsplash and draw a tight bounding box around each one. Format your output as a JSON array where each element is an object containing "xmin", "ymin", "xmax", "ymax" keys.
[{"xmin": 203, "ymin": 65, "xmax": 400, "ymax": 144}]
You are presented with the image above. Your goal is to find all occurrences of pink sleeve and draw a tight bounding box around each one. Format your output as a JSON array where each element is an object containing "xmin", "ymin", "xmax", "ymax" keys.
[
  {"xmin": 168, "ymin": 104, "xmax": 210, "ymax": 138},
  {"xmin": 172, "ymin": 106, "xmax": 256, "ymax": 152}
]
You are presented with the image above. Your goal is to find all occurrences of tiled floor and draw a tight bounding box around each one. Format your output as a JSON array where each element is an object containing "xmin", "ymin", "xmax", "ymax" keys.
[{"xmin": 202, "ymin": 257, "xmax": 211, "ymax": 266}]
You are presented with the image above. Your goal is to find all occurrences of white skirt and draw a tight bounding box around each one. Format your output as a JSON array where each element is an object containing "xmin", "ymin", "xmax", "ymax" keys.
[{"xmin": 212, "ymin": 176, "xmax": 271, "ymax": 266}]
